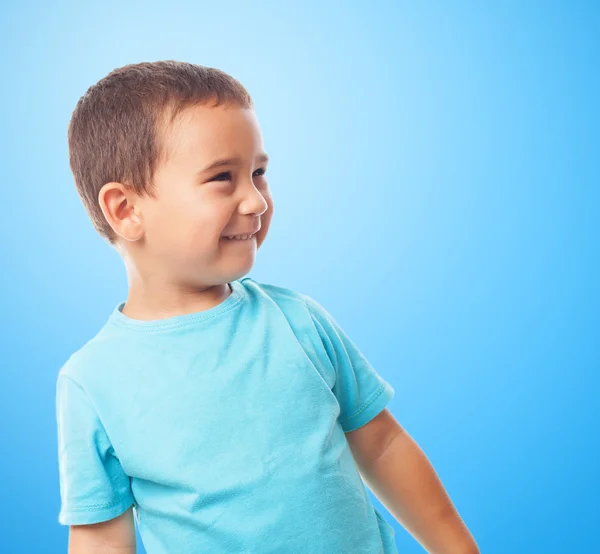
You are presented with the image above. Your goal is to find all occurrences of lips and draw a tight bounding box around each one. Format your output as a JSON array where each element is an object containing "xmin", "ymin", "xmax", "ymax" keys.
[{"xmin": 221, "ymin": 227, "xmax": 260, "ymax": 238}]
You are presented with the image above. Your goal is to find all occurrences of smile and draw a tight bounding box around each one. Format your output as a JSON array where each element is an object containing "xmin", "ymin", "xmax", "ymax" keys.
[{"xmin": 223, "ymin": 232, "xmax": 257, "ymax": 241}]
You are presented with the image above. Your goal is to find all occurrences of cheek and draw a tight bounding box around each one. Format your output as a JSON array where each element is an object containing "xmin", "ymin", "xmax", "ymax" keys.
[
  {"xmin": 257, "ymin": 199, "xmax": 274, "ymax": 248},
  {"xmin": 168, "ymin": 208, "xmax": 221, "ymax": 248}
]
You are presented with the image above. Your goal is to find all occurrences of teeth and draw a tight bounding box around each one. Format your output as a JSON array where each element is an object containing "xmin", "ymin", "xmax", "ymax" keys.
[{"xmin": 226, "ymin": 233, "xmax": 254, "ymax": 240}]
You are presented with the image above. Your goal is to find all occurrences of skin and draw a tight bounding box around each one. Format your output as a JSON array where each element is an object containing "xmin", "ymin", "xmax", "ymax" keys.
[
  {"xmin": 98, "ymin": 101, "xmax": 273, "ymax": 321},
  {"xmin": 69, "ymin": 507, "xmax": 135, "ymax": 553},
  {"xmin": 348, "ymin": 410, "xmax": 480, "ymax": 554}
]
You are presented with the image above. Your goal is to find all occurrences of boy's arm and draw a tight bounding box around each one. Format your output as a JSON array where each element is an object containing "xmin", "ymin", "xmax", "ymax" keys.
[
  {"xmin": 68, "ymin": 506, "xmax": 136, "ymax": 554},
  {"xmin": 346, "ymin": 409, "xmax": 480, "ymax": 554}
]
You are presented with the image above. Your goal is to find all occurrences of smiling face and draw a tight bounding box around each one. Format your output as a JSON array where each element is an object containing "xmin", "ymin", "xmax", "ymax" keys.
[{"xmin": 134, "ymin": 102, "xmax": 273, "ymax": 286}]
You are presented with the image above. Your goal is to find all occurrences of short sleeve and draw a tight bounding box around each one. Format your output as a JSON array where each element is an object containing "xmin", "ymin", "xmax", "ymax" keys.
[
  {"xmin": 55, "ymin": 374, "xmax": 134, "ymax": 525},
  {"xmin": 301, "ymin": 294, "xmax": 395, "ymax": 432}
]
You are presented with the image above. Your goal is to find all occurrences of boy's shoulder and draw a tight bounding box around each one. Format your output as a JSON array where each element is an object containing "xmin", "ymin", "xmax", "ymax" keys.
[
  {"xmin": 56, "ymin": 331, "xmax": 113, "ymax": 386},
  {"xmin": 241, "ymin": 277, "xmax": 317, "ymax": 309}
]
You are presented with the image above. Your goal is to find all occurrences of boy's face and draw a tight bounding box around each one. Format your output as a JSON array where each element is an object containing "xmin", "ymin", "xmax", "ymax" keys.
[{"xmin": 135, "ymin": 102, "xmax": 273, "ymax": 285}]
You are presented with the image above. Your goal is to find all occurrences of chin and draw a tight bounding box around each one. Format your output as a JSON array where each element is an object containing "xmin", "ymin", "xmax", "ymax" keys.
[{"xmin": 227, "ymin": 267, "xmax": 253, "ymax": 282}]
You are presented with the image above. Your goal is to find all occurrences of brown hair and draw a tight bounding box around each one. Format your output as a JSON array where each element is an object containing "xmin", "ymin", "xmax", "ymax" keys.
[{"xmin": 67, "ymin": 60, "xmax": 254, "ymax": 245}]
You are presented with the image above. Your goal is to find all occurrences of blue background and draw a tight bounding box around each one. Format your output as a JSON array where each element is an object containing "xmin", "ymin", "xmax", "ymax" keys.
[{"xmin": 1, "ymin": 1, "xmax": 598, "ymax": 552}]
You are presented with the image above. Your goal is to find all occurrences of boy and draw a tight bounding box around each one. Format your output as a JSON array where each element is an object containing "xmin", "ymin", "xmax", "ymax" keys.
[{"xmin": 56, "ymin": 60, "xmax": 479, "ymax": 554}]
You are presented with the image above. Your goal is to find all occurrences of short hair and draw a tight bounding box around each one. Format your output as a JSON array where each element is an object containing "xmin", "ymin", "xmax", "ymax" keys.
[{"xmin": 67, "ymin": 60, "xmax": 254, "ymax": 245}]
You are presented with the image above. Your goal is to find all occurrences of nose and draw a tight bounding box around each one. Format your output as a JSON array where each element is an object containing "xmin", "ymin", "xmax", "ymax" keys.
[{"xmin": 239, "ymin": 181, "xmax": 269, "ymax": 216}]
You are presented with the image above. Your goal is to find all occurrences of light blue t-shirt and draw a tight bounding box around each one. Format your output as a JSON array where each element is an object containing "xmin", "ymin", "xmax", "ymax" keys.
[{"xmin": 56, "ymin": 277, "xmax": 397, "ymax": 553}]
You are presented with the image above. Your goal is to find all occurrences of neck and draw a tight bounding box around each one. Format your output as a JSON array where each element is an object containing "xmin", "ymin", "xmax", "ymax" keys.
[{"xmin": 120, "ymin": 280, "xmax": 232, "ymax": 321}]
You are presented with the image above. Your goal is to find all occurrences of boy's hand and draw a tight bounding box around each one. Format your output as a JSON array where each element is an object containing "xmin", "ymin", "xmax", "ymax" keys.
[
  {"xmin": 68, "ymin": 505, "xmax": 136, "ymax": 553},
  {"xmin": 346, "ymin": 409, "xmax": 480, "ymax": 554}
]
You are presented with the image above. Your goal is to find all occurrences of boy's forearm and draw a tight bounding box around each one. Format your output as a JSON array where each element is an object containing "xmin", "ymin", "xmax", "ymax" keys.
[
  {"xmin": 68, "ymin": 507, "xmax": 137, "ymax": 554},
  {"xmin": 358, "ymin": 428, "xmax": 479, "ymax": 554}
]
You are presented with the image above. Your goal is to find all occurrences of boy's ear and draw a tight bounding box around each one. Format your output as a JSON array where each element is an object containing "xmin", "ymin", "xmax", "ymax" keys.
[{"xmin": 98, "ymin": 182, "xmax": 144, "ymax": 242}]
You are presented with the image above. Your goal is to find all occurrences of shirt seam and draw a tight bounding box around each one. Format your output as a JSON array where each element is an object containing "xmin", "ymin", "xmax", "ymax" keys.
[
  {"xmin": 107, "ymin": 293, "xmax": 244, "ymax": 332},
  {"xmin": 62, "ymin": 493, "xmax": 133, "ymax": 512},
  {"xmin": 339, "ymin": 382, "xmax": 386, "ymax": 424}
]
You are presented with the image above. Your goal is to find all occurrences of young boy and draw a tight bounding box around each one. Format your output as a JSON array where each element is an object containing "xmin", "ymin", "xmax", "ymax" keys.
[{"xmin": 56, "ymin": 60, "xmax": 479, "ymax": 554}]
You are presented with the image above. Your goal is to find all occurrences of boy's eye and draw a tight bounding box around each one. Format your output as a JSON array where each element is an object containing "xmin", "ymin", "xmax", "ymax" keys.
[
  {"xmin": 211, "ymin": 168, "xmax": 267, "ymax": 182},
  {"xmin": 212, "ymin": 171, "xmax": 232, "ymax": 182}
]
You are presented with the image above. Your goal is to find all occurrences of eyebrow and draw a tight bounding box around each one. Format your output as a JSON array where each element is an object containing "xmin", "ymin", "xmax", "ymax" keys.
[{"xmin": 198, "ymin": 153, "xmax": 270, "ymax": 174}]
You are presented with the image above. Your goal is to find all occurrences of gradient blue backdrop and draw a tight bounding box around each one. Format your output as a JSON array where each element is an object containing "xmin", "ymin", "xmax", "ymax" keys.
[{"xmin": 1, "ymin": 1, "xmax": 598, "ymax": 552}]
